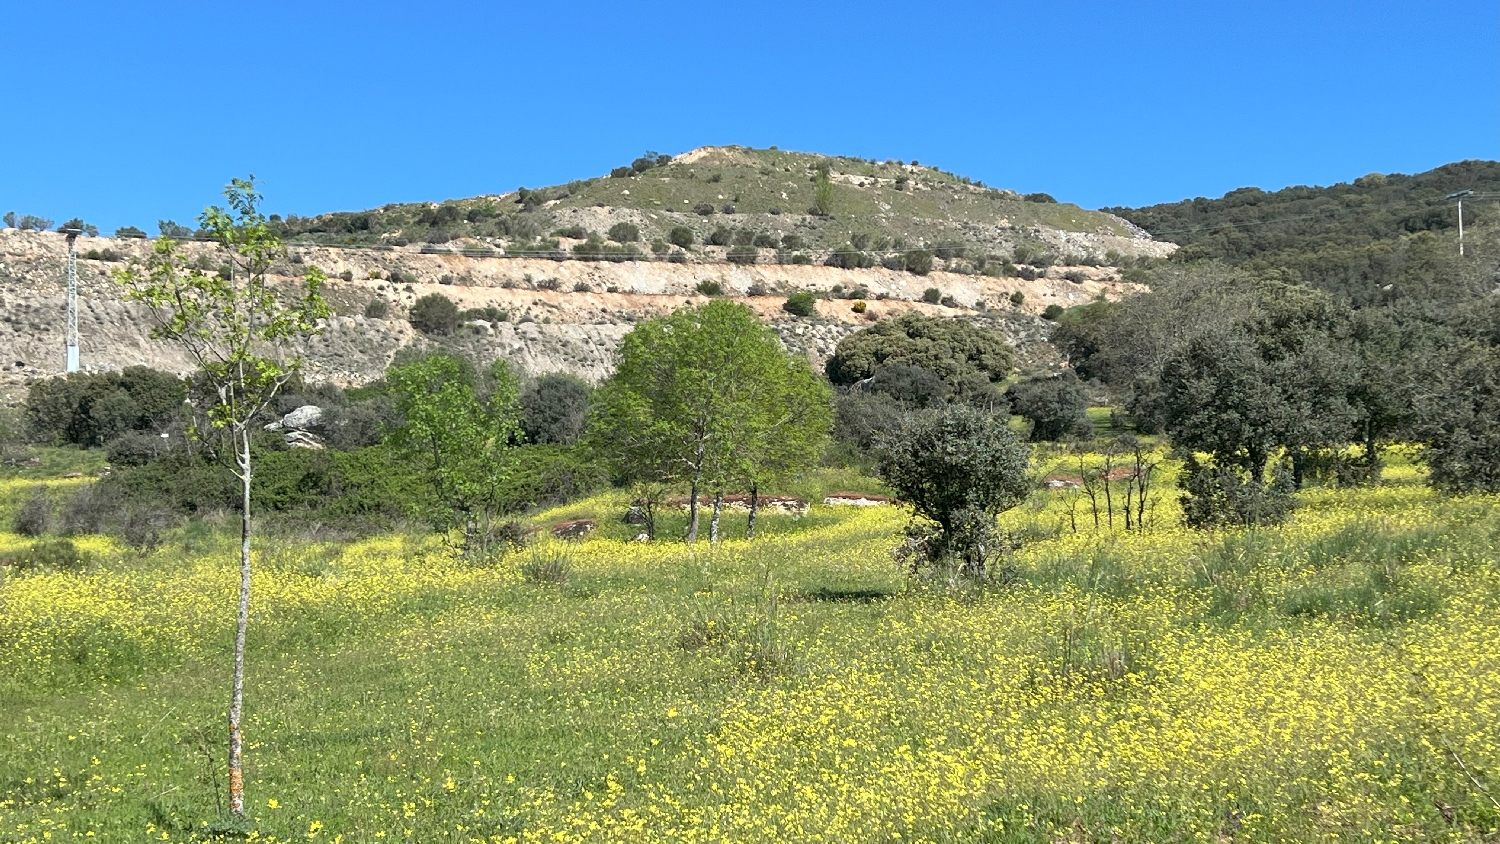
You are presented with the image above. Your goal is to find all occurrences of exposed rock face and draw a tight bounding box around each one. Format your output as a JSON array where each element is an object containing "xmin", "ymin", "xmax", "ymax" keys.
[{"xmin": 0, "ymin": 229, "xmax": 1148, "ymax": 403}]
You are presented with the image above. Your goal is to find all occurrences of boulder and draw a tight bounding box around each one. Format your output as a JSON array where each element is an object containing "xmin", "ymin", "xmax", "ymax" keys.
[
  {"xmin": 550, "ymin": 519, "xmax": 597, "ymax": 540},
  {"xmin": 285, "ymin": 430, "xmax": 325, "ymax": 450}
]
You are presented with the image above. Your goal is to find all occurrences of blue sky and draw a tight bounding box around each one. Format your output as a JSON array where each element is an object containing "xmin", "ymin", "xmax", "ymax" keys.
[{"xmin": 2, "ymin": 0, "xmax": 1495, "ymax": 232}]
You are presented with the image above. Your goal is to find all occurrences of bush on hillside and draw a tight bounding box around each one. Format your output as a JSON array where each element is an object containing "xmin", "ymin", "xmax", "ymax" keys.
[
  {"xmin": 1007, "ymin": 373, "xmax": 1094, "ymax": 442},
  {"xmin": 668, "ymin": 226, "xmax": 694, "ymax": 248},
  {"xmin": 364, "ymin": 299, "xmax": 390, "ymax": 319},
  {"xmin": 607, "ymin": 222, "xmax": 639, "ymax": 243},
  {"xmin": 408, "ymin": 293, "xmax": 461, "ymax": 335},
  {"xmin": 727, "ymin": 245, "xmax": 758, "ymax": 265},
  {"xmin": 782, "ymin": 291, "xmax": 818, "ymax": 317},
  {"xmin": 15, "ymin": 487, "xmax": 51, "ymax": 536},
  {"xmin": 707, "ymin": 227, "xmax": 732, "ymax": 246}
]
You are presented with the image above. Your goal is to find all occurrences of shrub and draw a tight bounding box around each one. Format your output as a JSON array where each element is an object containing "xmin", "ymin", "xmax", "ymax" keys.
[
  {"xmin": 1063, "ymin": 270, "xmax": 1087, "ymax": 284},
  {"xmin": 521, "ymin": 374, "xmax": 592, "ymax": 446},
  {"xmin": 610, "ymin": 166, "xmax": 634, "ymax": 179},
  {"xmin": 791, "ymin": 253, "xmax": 812, "ymax": 265},
  {"xmin": 781, "ymin": 234, "xmax": 805, "ymax": 250},
  {"xmin": 553, "ymin": 224, "xmax": 588, "ymax": 239},
  {"xmin": 15, "ymin": 487, "xmax": 51, "ymax": 536},
  {"xmin": 727, "ymin": 245, "xmax": 758, "ymax": 265},
  {"xmin": 878, "ymin": 405, "xmax": 1031, "ymax": 581},
  {"xmin": 1042, "ymin": 304, "xmax": 1065, "ymax": 320},
  {"xmin": 696, "ymin": 279, "xmax": 725, "ymax": 296},
  {"xmin": 650, "ymin": 239, "xmax": 669, "ymax": 254},
  {"xmin": 521, "ymin": 545, "xmax": 572, "ymax": 585},
  {"xmin": 1180, "ymin": 458, "xmax": 1296, "ymax": 529},
  {"xmin": 783, "ymin": 291, "xmax": 818, "ymax": 317},
  {"xmin": 3, "ymin": 538, "xmax": 89, "ymax": 573},
  {"xmin": 1023, "ymin": 192, "xmax": 1057, "ymax": 203},
  {"xmin": 692, "ymin": 203, "xmax": 715, "ymax": 216},
  {"xmin": 747, "ymin": 282, "xmax": 769, "ymax": 296},
  {"xmin": 573, "ymin": 281, "xmax": 592, "ymax": 293},
  {"xmin": 667, "ymin": 226, "xmax": 694, "ymax": 248},
  {"xmin": 707, "ymin": 227, "xmax": 732, "ymax": 246},
  {"xmin": 106, "ymin": 430, "xmax": 170, "ymax": 467},
  {"xmin": 1007, "ymin": 374, "xmax": 1094, "ymax": 441},
  {"xmin": 870, "ymin": 363, "xmax": 946, "ymax": 408},
  {"xmin": 721, "ymin": 204, "xmax": 736, "ymax": 215},
  {"xmin": 1009, "ymin": 291, "xmax": 1025, "ymax": 306},
  {"xmin": 905, "ymin": 250, "xmax": 934, "ymax": 276},
  {"xmin": 607, "ymin": 222, "xmax": 640, "ymax": 243},
  {"xmin": 364, "ymin": 298, "xmax": 390, "ymax": 319},
  {"xmin": 731, "ymin": 229, "xmax": 756, "ymax": 247},
  {"xmin": 851, "ymin": 299, "xmax": 867, "ymax": 313},
  {"xmin": 825, "ymin": 248, "xmax": 874, "ymax": 269},
  {"xmin": 408, "ymin": 293, "xmax": 461, "ymax": 335},
  {"xmin": 922, "ymin": 288, "xmax": 942, "ymax": 304}
]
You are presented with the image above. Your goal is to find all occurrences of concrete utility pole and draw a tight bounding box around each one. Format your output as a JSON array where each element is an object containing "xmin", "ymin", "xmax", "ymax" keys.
[
  {"xmin": 1447, "ymin": 189, "xmax": 1474, "ymax": 256},
  {"xmin": 60, "ymin": 226, "xmax": 83, "ymax": 372}
]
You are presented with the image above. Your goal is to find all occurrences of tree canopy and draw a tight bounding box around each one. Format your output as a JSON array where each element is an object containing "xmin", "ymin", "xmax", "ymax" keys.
[{"xmin": 825, "ymin": 312, "xmax": 1013, "ymax": 403}]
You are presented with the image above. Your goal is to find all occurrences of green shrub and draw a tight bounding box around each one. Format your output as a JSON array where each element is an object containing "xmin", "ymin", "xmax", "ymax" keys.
[
  {"xmin": 364, "ymin": 299, "xmax": 390, "ymax": 319},
  {"xmin": 825, "ymin": 248, "xmax": 874, "ymax": 269},
  {"xmin": 408, "ymin": 293, "xmax": 461, "ymax": 335},
  {"xmin": 752, "ymin": 233, "xmax": 779, "ymax": 248},
  {"xmin": 707, "ymin": 227, "xmax": 732, "ymax": 246},
  {"xmin": 668, "ymin": 226, "xmax": 694, "ymax": 248},
  {"xmin": 781, "ymin": 234, "xmax": 805, "ymax": 250},
  {"xmin": 1009, "ymin": 291, "xmax": 1025, "ymax": 306},
  {"xmin": 521, "ymin": 375, "xmax": 592, "ymax": 445},
  {"xmin": 904, "ymin": 250, "xmax": 934, "ymax": 276},
  {"xmin": 727, "ymin": 245, "xmax": 758, "ymax": 265},
  {"xmin": 521, "ymin": 545, "xmax": 572, "ymax": 585},
  {"xmin": 783, "ymin": 291, "xmax": 818, "ymax": 317},
  {"xmin": 696, "ymin": 279, "xmax": 725, "ymax": 296},
  {"xmin": 791, "ymin": 253, "xmax": 812, "ymax": 265},
  {"xmin": 14, "ymin": 487, "xmax": 51, "ymax": 536},
  {"xmin": 1042, "ymin": 304, "xmax": 1065, "ymax": 320},
  {"xmin": 1007, "ymin": 373, "xmax": 1093, "ymax": 441},
  {"xmin": 692, "ymin": 203, "xmax": 715, "ymax": 216},
  {"xmin": 3, "ymin": 538, "xmax": 89, "ymax": 573},
  {"xmin": 553, "ymin": 225, "xmax": 588, "ymax": 239},
  {"xmin": 607, "ymin": 222, "xmax": 639, "ymax": 243},
  {"xmin": 922, "ymin": 288, "xmax": 942, "ymax": 304}
]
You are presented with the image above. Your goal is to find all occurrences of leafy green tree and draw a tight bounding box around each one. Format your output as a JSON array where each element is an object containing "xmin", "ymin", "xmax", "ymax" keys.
[
  {"xmin": 1418, "ymin": 344, "xmax": 1500, "ymax": 493},
  {"xmin": 877, "ymin": 405, "xmax": 1031, "ymax": 582},
  {"xmin": 386, "ymin": 352, "xmax": 522, "ymax": 551},
  {"xmin": 587, "ymin": 301, "xmax": 828, "ymax": 542},
  {"xmin": 520, "ymin": 373, "xmax": 592, "ymax": 445},
  {"xmin": 1008, "ymin": 373, "xmax": 1094, "ymax": 441},
  {"xmin": 113, "ymin": 176, "xmax": 329, "ymax": 818},
  {"xmin": 825, "ymin": 312, "xmax": 1013, "ymax": 403}
]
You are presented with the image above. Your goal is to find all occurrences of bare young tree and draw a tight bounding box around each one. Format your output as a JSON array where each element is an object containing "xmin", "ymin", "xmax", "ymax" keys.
[{"xmin": 114, "ymin": 177, "xmax": 328, "ymax": 818}]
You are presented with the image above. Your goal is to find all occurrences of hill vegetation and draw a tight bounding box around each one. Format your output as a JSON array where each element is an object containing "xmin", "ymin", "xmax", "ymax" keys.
[
  {"xmin": 262, "ymin": 146, "xmax": 1168, "ymax": 274},
  {"xmin": 1108, "ymin": 160, "xmax": 1500, "ymax": 305}
]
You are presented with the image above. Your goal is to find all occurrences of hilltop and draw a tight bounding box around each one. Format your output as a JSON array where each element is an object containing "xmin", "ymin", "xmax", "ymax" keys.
[{"xmin": 271, "ymin": 146, "xmax": 1171, "ymax": 268}]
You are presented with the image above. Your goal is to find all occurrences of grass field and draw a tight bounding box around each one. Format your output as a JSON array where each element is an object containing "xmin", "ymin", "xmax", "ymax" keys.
[{"xmin": 3, "ymin": 452, "xmax": 1500, "ymax": 842}]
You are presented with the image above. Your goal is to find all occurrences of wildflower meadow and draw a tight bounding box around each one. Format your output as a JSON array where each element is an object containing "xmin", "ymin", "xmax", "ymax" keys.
[{"xmin": 2, "ymin": 451, "xmax": 1499, "ymax": 842}]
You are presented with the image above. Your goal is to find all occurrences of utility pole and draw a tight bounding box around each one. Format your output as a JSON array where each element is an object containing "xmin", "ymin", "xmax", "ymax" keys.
[
  {"xmin": 60, "ymin": 225, "xmax": 82, "ymax": 372},
  {"xmin": 1447, "ymin": 189, "xmax": 1474, "ymax": 256}
]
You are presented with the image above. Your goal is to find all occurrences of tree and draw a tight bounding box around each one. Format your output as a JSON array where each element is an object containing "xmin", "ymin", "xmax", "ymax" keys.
[
  {"xmin": 1418, "ymin": 344, "xmax": 1500, "ymax": 493},
  {"xmin": 520, "ymin": 373, "xmax": 592, "ymax": 445},
  {"xmin": 813, "ymin": 162, "xmax": 834, "ymax": 215},
  {"xmin": 409, "ymin": 292, "xmax": 461, "ymax": 335},
  {"xmin": 877, "ymin": 405, "xmax": 1031, "ymax": 582},
  {"xmin": 825, "ymin": 312, "xmax": 1013, "ymax": 403},
  {"xmin": 1008, "ymin": 372, "xmax": 1094, "ymax": 441},
  {"xmin": 58, "ymin": 217, "xmax": 99, "ymax": 237},
  {"xmin": 158, "ymin": 219, "xmax": 194, "ymax": 238},
  {"xmin": 587, "ymin": 301, "xmax": 829, "ymax": 542},
  {"xmin": 386, "ymin": 352, "xmax": 522, "ymax": 551},
  {"xmin": 783, "ymin": 291, "xmax": 818, "ymax": 317},
  {"xmin": 113, "ymin": 176, "xmax": 328, "ymax": 818}
]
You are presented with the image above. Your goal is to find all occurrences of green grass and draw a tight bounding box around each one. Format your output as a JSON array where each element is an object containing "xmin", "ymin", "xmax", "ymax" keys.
[{"xmin": 3, "ymin": 456, "xmax": 1500, "ymax": 842}]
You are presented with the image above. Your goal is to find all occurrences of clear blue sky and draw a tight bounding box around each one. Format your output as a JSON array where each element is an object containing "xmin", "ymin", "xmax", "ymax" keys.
[{"xmin": 3, "ymin": 0, "xmax": 1496, "ymax": 232}]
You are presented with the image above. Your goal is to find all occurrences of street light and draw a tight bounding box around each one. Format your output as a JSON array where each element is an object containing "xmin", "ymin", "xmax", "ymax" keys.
[{"xmin": 1447, "ymin": 190, "xmax": 1474, "ymax": 256}]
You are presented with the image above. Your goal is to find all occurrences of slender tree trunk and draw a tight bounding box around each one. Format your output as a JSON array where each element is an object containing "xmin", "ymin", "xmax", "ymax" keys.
[
  {"xmin": 709, "ymin": 490, "xmax": 724, "ymax": 544},
  {"xmin": 228, "ymin": 425, "xmax": 253, "ymax": 818},
  {"xmin": 746, "ymin": 481, "xmax": 759, "ymax": 540},
  {"xmin": 686, "ymin": 473, "xmax": 701, "ymax": 543}
]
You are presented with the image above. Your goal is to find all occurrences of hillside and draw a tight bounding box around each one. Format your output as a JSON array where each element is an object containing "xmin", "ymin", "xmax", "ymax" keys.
[
  {"xmin": 269, "ymin": 146, "xmax": 1172, "ymax": 269},
  {"xmin": 0, "ymin": 226, "xmax": 1146, "ymax": 403},
  {"xmin": 1108, "ymin": 159, "xmax": 1500, "ymax": 304}
]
